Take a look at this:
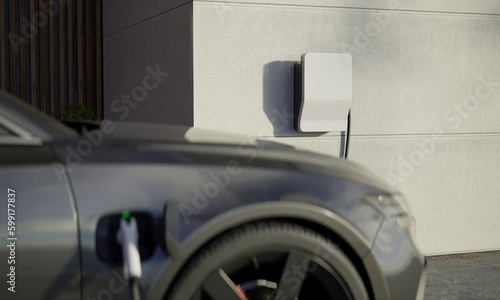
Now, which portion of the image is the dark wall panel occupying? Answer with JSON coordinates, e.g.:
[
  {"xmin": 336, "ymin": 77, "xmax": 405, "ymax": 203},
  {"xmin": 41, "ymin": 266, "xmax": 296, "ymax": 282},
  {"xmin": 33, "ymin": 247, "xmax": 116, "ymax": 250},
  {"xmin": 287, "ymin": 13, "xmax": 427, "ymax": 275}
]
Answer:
[
  {"xmin": 103, "ymin": 4, "xmax": 193, "ymax": 126},
  {"xmin": 103, "ymin": 0, "xmax": 190, "ymax": 36}
]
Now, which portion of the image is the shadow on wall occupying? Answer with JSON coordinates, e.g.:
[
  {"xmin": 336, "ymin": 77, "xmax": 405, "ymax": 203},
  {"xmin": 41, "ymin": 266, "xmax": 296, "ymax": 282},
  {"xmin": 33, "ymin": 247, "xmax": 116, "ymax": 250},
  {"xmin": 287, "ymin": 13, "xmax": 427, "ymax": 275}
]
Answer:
[
  {"xmin": 263, "ymin": 61, "xmax": 324, "ymax": 138},
  {"xmin": 262, "ymin": 61, "xmax": 347, "ymax": 157}
]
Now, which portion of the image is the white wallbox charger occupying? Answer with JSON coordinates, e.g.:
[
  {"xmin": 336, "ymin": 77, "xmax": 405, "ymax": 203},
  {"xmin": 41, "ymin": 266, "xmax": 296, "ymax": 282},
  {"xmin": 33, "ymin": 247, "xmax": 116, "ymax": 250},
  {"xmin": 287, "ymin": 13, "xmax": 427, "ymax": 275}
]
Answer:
[{"xmin": 294, "ymin": 53, "xmax": 352, "ymax": 132}]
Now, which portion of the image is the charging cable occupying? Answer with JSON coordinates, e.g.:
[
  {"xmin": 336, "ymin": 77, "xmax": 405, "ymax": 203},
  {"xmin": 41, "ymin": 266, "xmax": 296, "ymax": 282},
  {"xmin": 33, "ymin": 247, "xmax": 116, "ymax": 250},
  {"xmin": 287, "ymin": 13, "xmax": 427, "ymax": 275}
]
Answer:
[
  {"xmin": 117, "ymin": 211, "xmax": 142, "ymax": 300},
  {"xmin": 343, "ymin": 110, "xmax": 351, "ymax": 159}
]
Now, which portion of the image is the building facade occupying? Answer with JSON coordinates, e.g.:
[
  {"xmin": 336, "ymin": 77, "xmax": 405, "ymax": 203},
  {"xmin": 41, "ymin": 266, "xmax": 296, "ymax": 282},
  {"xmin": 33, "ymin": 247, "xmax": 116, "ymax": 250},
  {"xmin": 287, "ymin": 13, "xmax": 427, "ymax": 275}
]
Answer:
[{"xmin": 103, "ymin": 0, "xmax": 500, "ymax": 255}]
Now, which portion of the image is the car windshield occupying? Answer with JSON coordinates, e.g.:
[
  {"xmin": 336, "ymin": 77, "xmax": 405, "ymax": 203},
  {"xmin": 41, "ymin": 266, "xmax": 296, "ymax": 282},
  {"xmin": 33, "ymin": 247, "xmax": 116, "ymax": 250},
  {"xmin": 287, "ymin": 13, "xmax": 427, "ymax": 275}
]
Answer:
[{"xmin": 0, "ymin": 91, "xmax": 77, "ymax": 140}]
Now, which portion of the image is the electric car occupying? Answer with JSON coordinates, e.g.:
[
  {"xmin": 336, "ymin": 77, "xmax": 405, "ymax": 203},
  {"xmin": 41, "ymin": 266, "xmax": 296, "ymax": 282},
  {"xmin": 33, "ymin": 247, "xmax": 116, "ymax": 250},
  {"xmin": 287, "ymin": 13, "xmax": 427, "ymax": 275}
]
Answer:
[{"xmin": 0, "ymin": 90, "xmax": 426, "ymax": 300}]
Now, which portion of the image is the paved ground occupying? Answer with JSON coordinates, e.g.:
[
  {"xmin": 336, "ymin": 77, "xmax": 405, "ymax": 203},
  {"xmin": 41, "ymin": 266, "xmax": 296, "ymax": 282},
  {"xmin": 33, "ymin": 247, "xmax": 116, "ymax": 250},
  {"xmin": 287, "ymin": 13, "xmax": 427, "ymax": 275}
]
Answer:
[{"xmin": 424, "ymin": 251, "xmax": 500, "ymax": 299}]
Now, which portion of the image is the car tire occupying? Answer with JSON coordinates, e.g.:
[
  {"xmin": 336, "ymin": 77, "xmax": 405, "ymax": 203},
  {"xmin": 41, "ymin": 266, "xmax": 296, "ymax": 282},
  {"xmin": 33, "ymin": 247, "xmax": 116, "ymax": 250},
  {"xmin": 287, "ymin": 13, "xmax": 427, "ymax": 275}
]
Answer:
[{"xmin": 167, "ymin": 221, "xmax": 368, "ymax": 300}]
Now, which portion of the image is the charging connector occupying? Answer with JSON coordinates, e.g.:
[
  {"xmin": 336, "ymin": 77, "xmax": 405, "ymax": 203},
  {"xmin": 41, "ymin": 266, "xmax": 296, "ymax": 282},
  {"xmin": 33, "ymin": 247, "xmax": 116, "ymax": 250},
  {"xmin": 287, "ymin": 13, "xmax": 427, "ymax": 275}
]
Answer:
[{"xmin": 117, "ymin": 211, "xmax": 142, "ymax": 300}]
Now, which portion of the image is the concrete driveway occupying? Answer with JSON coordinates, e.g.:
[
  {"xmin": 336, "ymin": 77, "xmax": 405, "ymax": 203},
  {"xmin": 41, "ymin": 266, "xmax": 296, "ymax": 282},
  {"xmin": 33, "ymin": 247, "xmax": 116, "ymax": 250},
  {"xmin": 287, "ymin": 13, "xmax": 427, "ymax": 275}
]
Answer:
[{"xmin": 424, "ymin": 251, "xmax": 500, "ymax": 299}]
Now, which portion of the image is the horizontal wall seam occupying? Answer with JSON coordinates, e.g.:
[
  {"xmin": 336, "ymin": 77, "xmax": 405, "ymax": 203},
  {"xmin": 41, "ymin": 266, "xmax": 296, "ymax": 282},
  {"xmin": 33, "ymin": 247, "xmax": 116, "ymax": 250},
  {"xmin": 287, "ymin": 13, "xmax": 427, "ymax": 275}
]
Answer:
[
  {"xmin": 103, "ymin": 1, "xmax": 192, "ymax": 38},
  {"xmin": 194, "ymin": 0, "xmax": 500, "ymax": 18},
  {"xmin": 258, "ymin": 132, "xmax": 500, "ymax": 140}
]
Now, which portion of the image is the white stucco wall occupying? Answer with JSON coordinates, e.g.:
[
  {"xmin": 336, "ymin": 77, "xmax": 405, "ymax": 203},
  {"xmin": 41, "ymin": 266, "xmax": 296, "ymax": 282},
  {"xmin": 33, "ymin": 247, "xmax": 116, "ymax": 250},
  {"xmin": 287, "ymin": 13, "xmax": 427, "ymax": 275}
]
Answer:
[{"xmin": 193, "ymin": 0, "xmax": 500, "ymax": 255}]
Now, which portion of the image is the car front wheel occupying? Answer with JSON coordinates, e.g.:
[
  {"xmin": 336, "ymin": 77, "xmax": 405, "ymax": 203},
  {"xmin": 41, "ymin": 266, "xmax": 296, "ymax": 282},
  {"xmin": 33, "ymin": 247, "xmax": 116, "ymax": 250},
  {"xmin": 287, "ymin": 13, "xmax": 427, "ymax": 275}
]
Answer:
[{"xmin": 167, "ymin": 221, "xmax": 368, "ymax": 300}]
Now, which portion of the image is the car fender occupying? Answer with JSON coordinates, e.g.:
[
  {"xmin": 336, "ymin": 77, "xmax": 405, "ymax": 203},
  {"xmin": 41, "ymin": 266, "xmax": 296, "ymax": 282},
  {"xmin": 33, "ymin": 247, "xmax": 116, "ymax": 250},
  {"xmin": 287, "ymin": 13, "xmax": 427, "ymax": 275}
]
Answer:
[{"xmin": 146, "ymin": 201, "xmax": 389, "ymax": 299}]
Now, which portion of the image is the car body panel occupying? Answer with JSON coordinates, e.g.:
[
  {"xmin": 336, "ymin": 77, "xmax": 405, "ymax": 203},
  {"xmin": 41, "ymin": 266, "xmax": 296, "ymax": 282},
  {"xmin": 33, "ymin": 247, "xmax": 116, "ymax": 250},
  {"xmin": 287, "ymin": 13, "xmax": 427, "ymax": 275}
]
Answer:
[
  {"xmin": 0, "ymin": 91, "xmax": 77, "ymax": 141},
  {"xmin": 56, "ymin": 142, "xmax": 385, "ymax": 299},
  {"xmin": 149, "ymin": 201, "xmax": 388, "ymax": 299},
  {"xmin": 0, "ymin": 90, "xmax": 426, "ymax": 299},
  {"xmin": 370, "ymin": 217, "xmax": 426, "ymax": 299},
  {"xmin": 0, "ymin": 146, "xmax": 80, "ymax": 300}
]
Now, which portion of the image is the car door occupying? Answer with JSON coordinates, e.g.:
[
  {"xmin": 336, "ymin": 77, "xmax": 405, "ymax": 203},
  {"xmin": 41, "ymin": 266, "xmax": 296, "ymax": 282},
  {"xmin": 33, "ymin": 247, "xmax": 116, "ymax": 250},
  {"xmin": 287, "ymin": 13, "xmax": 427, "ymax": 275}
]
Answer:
[{"xmin": 0, "ymin": 121, "xmax": 80, "ymax": 299}]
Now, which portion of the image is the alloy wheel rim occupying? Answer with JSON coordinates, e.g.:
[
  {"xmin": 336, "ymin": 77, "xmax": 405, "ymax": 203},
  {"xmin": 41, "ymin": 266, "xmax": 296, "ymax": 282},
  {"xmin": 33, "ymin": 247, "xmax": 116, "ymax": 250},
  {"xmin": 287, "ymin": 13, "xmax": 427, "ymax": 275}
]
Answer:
[{"xmin": 197, "ymin": 250, "xmax": 353, "ymax": 300}]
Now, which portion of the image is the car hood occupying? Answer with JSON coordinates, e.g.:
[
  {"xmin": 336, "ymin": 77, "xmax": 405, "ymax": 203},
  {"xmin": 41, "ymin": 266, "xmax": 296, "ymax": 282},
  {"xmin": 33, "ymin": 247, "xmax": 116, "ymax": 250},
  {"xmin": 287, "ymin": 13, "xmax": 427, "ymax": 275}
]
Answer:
[
  {"xmin": 116, "ymin": 122, "xmax": 290, "ymax": 147},
  {"xmin": 66, "ymin": 120, "xmax": 290, "ymax": 148},
  {"xmin": 55, "ymin": 121, "xmax": 394, "ymax": 193}
]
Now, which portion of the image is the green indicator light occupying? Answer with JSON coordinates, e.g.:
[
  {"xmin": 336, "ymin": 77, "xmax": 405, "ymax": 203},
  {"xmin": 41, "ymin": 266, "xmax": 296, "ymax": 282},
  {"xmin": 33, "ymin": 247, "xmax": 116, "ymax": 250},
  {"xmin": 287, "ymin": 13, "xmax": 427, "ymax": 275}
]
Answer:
[
  {"xmin": 121, "ymin": 210, "xmax": 130, "ymax": 219},
  {"xmin": 322, "ymin": 124, "xmax": 326, "ymax": 128}
]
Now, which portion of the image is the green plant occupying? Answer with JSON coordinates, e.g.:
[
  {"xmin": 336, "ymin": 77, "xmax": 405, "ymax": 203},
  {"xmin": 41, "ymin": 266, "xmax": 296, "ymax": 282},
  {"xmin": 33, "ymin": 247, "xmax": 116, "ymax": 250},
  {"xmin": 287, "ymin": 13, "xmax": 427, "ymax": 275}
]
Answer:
[{"xmin": 59, "ymin": 104, "xmax": 96, "ymax": 121}]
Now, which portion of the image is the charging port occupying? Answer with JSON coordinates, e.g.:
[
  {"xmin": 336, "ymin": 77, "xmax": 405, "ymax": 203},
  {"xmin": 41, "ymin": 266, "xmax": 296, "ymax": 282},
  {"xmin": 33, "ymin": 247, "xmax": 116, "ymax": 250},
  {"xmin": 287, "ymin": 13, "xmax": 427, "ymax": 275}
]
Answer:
[{"xmin": 95, "ymin": 212, "xmax": 156, "ymax": 264}]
